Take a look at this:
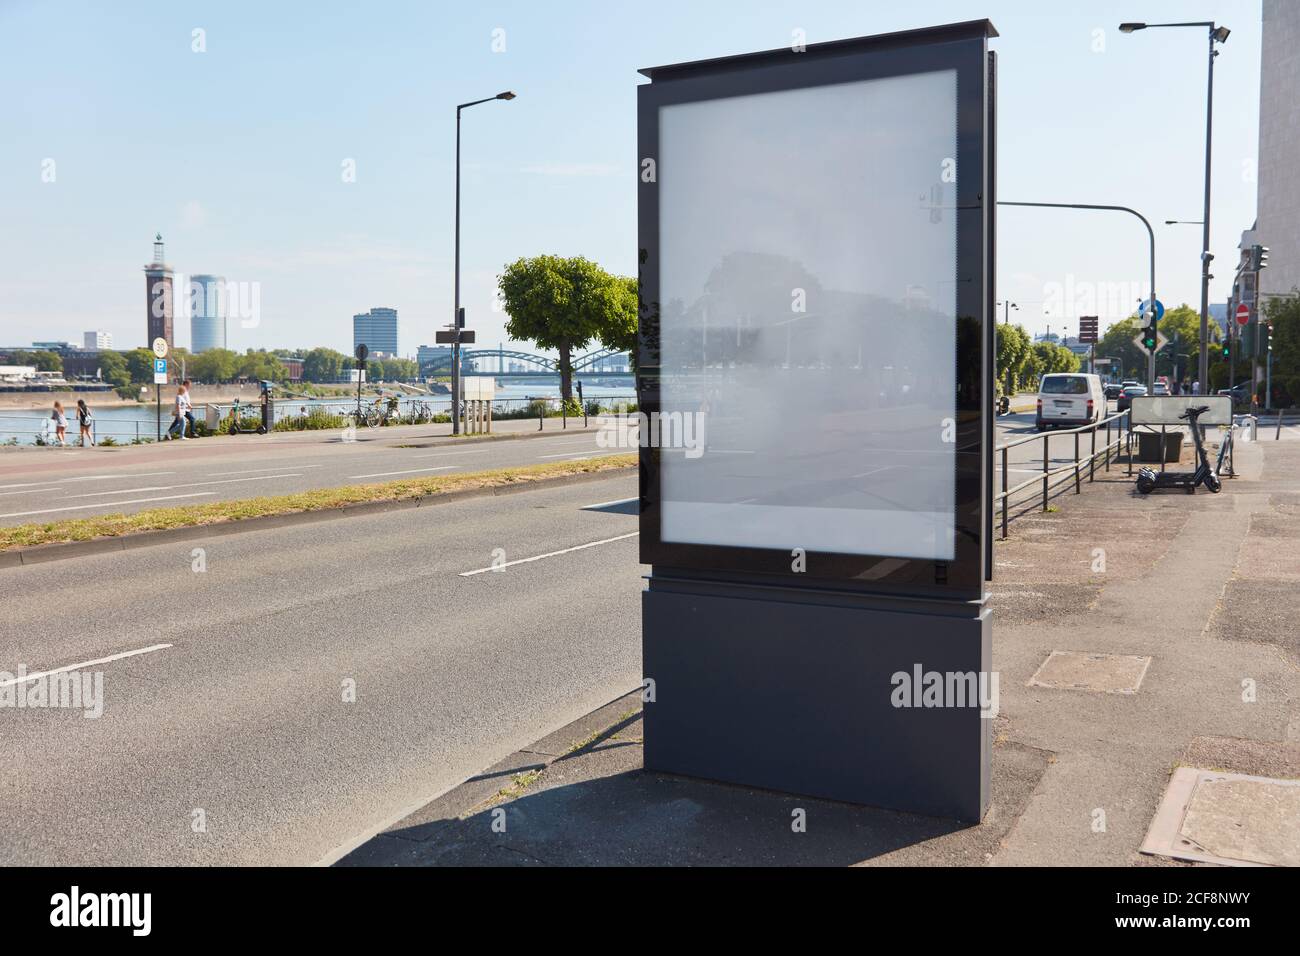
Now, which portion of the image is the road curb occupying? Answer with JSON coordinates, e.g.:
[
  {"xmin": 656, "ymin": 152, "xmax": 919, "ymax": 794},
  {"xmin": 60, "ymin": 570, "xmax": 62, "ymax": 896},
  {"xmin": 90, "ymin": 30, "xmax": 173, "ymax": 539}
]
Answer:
[{"xmin": 0, "ymin": 465, "xmax": 636, "ymax": 569}]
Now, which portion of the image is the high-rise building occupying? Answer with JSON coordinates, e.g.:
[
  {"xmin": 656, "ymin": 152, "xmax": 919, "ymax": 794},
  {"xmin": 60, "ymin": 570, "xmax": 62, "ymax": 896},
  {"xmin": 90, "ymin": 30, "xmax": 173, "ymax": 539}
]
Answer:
[
  {"xmin": 83, "ymin": 330, "xmax": 112, "ymax": 350},
  {"xmin": 1257, "ymin": 0, "xmax": 1300, "ymax": 303},
  {"xmin": 190, "ymin": 274, "xmax": 228, "ymax": 353},
  {"xmin": 353, "ymin": 307, "xmax": 399, "ymax": 356},
  {"xmin": 417, "ymin": 344, "xmax": 452, "ymax": 374},
  {"xmin": 143, "ymin": 233, "xmax": 174, "ymax": 350}
]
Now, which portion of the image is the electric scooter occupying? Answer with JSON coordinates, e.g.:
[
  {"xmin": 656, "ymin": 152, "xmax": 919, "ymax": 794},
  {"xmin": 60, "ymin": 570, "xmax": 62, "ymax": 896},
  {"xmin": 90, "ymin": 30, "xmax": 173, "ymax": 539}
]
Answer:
[
  {"xmin": 227, "ymin": 382, "xmax": 272, "ymax": 435},
  {"xmin": 1135, "ymin": 405, "xmax": 1221, "ymax": 495}
]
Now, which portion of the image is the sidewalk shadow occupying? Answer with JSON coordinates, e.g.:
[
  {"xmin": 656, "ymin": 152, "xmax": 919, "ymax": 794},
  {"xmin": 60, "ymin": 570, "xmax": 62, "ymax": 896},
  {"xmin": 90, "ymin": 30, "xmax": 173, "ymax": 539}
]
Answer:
[{"xmin": 342, "ymin": 714, "xmax": 1048, "ymax": 867}]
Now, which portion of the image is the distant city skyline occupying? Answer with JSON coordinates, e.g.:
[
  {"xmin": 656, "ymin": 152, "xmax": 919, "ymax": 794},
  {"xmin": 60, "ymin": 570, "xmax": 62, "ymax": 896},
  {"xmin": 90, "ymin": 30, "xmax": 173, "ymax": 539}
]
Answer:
[{"xmin": 0, "ymin": 1, "xmax": 1265, "ymax": 352}]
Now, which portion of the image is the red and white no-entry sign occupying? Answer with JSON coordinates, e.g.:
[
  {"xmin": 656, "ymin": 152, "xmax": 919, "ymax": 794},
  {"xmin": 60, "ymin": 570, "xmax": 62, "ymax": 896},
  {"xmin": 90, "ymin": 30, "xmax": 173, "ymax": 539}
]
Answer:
[{"xmin": 1236, "ymin": 302, "xmax": 1251, "ymax": 325}]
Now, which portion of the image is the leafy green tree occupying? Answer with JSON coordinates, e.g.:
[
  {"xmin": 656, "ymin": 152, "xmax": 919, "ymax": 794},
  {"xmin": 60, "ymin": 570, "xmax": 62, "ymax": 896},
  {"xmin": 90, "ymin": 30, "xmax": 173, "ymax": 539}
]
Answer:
[
  {"xmin": 1265, "ymin": 291, "xmax": 1300, "ymax": 407},
  {"xmin": 126, "ymin": 348, "xmax": 156, "ymax": 383},
  {"xmin": 29, "ymin": 350, "xmax": 62, "ymax": 372},
  {"xmin": 237, "ymin": 349, "xmax": 286, "ymax": 382},
  {"xmin": 302, "ymin": 347, "xmax": 348, "ymax": 383},
  {"xmin": 995, "ymin": 323, "xmax": 1032, "ymax": 394},
  {"xmin": 97, "ymin": 350, "xmax": 131, "ymax": 387},
  {"xmin": 190, "ymin": 348, "xmax": 239, "ymax": 383},
  {"xmin": 595, "ymin": 274, "xmax": 639, "ymax": 367},
  {"xmin": 1096, "ymin": 316, "xmax": 1146, "ymax": 380},
  {"xmin": 498, "ymin": 255, "xmax": 631, "ymax": 401}
]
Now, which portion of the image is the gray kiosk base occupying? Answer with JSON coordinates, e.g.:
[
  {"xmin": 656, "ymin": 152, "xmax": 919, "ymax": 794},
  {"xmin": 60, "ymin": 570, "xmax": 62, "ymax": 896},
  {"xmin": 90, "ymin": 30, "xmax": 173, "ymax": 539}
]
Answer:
[{"xmin": 643, "ymin": 577, "xmax": 992, "ymax": 822}]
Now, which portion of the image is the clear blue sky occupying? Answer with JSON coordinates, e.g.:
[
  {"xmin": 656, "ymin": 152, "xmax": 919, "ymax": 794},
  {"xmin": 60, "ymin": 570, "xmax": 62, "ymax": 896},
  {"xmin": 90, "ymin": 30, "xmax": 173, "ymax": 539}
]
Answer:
[{"xmin": 0, "ymin": 0, "xmax": 1262, "ymax": 355}]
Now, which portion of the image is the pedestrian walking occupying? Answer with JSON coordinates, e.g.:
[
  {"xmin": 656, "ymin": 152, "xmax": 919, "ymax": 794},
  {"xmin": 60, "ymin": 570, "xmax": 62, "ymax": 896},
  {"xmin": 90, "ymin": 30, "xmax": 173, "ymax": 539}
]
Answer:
[
  {"xmin": 181, "ymin": 379, "xmax": 197, "ymax": 437},
  {"xmin": 51, "ymin": 401, "xmax": 68, "ymax": 446},
  {"xmin": 1192, "ymin": 379, "xmax": 1201, "ymax": 396},
  {"xmin": 76, "ymin": 399, "xmax": 94, "ymax": 446},
  {"xmin": 166, "ymin": 385, "xmax": 187, "ymax": 440}
]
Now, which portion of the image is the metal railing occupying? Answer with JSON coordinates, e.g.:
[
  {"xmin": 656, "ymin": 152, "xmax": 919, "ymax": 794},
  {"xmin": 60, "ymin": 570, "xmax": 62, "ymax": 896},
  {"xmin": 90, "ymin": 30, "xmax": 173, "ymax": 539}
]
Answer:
[{"xmin": 995, "ymin": 409, "xmax": 1131, "ymax": 539}]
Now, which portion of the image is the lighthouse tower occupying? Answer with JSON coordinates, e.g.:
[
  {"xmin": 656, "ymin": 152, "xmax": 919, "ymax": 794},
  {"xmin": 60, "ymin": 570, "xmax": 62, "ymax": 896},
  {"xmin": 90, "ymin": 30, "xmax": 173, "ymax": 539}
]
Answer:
[{"xmin": 143, "ymin": 233, "xmax": 174, "ymax": 351}]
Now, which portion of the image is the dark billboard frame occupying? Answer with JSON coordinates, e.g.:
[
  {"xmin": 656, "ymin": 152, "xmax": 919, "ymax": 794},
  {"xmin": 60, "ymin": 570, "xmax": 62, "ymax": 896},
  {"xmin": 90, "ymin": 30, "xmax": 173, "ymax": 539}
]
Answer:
[{"xmin": 636, "ymin": 20, "xmax": 996, "ymax": 604}]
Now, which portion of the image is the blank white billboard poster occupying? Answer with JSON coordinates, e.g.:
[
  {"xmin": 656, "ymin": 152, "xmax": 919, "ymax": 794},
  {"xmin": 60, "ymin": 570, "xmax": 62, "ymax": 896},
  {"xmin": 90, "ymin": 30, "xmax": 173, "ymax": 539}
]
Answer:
[{"xmin": 657, "ymin": 69, "xmax": 959, "ymax": 560}]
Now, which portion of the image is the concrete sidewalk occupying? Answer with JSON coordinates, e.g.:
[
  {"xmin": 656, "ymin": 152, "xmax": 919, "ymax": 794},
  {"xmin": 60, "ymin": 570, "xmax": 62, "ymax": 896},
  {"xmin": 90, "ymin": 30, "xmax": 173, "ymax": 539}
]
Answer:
[{"xmin": 339, "ymin": 436, "xmax": 1299, "ymax": 867}]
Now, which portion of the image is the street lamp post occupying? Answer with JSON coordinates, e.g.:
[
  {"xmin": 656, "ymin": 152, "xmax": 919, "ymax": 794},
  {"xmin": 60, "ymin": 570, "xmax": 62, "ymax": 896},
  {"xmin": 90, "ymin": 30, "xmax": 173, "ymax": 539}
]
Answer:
[
  {"xmin": 1119, "ymin": 20, "xmax": 1230, "ymax": 397},
  {"xmin": 999, "ymin": 200, "xmax": 1158, "ymax": 388},
  {"xmin": 454, "ymin": 90, "xmax": 515, "ymax": 435}
]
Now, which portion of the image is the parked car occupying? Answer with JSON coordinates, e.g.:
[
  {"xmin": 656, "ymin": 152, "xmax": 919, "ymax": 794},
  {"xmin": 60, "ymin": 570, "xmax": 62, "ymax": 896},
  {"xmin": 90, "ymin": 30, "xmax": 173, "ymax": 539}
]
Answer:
[
  {"xmin": 1036, "ymin": 372, "xmax": 1105, "ymax": 430},
  {"xmin": 1152, "ymin": 381, "xmax": 1170, "ymax": 396},
  {"xmin": 1217, "ymin": 383, "xmax": 1252, "ymax": 404},
  {"xmin": 1117, "ymin": 384, "xmax": 1147, "ymax": 413},
  {"xmin": 1103, "ymin": 382, "xmax": 1124, "ymax": 400}
]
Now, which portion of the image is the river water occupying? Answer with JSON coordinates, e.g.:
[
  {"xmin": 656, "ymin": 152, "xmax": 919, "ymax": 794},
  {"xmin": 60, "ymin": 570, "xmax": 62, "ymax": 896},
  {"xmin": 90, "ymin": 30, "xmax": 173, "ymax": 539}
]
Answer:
[{"xmin": 0, "ymin": 383, "xmax": 636, "ymax": 445}]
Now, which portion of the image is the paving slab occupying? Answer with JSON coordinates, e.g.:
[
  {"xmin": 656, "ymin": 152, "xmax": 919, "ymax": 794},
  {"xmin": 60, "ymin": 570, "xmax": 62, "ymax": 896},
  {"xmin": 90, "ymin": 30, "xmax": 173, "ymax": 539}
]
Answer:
[
  {"xmin": 1027, "ymin": 651, "xmax": 1152, "ymax": 694},
  {"xmin": 1141, "ymin": 767, "xmax": 1300, "ymax": 867}
]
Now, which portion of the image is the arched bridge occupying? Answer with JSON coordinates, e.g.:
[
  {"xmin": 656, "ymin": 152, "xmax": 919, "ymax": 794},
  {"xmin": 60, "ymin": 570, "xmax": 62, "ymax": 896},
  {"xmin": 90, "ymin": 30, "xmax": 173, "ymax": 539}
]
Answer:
[{"xmin": 421, "ymin": 346, "xmax": 632, "ymax": 378}]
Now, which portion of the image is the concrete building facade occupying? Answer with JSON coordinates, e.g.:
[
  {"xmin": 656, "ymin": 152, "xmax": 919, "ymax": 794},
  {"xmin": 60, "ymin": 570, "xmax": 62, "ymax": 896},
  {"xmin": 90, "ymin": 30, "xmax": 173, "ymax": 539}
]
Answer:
[{"xmin": 1256, "ymin": 0, "xmax": 1300, "ymax": 303}]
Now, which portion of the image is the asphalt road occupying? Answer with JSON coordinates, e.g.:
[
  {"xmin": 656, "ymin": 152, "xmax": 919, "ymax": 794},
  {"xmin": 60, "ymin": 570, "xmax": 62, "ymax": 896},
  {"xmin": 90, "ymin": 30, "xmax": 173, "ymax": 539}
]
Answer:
[
  {"xmin": 0, "ymin": 418, "xmax": 622, "ymax": 526},
  {"xmin": 0, "ymin": 408, "xmax": 1111, "ymax": 528},
  {"xmin": 0, "ymin": 473, "xmax": 643, "ymax": 865}
]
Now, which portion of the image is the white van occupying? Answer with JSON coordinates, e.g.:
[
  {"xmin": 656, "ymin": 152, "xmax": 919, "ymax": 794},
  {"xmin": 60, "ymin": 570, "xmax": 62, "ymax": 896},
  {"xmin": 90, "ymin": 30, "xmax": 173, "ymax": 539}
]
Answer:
[{"xmin": 1036, "ymin": 372, "xmax": 1104, "ymax": 430}]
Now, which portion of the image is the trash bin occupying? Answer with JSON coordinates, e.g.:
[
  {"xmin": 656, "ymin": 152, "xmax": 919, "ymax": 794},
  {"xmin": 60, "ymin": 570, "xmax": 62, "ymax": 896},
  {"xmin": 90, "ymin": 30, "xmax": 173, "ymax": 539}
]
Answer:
[{"xmin": 1137, "ymin": 430, "xmax": 1183, "ymax": 463}]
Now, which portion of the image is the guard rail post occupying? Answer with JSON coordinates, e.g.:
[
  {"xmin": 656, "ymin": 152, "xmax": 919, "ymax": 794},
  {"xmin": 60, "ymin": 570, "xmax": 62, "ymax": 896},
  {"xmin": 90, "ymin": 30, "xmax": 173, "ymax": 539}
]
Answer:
[
  {"xmin": 1074, "ymin": 431, "xmax": 1081, "ymax": 494},
  {"xmin": 1042, "ymin": 435, "xmax": 1049, "ymax": 512},
  {"xmin": 1000, "ymin": 445, "xmax": 1009, "ymax": 540}
]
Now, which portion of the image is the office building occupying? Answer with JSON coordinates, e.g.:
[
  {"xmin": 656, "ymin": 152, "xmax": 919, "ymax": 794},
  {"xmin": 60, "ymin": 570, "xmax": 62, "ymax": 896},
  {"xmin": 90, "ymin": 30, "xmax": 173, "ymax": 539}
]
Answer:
[
  {"xmin": 83, "ymin": 330, "xmax": 112, "ymax": 350},
  {"xmin": 353, "ymin": 307, "xmax": 399, "ymax": 357},
  {"xmin": 1256, "ymin": 0, "xmax": 1300, "ymax": 303},
  {"xmin": 190, "ymin": 274, "xmax": 228, "ymax": 353}
]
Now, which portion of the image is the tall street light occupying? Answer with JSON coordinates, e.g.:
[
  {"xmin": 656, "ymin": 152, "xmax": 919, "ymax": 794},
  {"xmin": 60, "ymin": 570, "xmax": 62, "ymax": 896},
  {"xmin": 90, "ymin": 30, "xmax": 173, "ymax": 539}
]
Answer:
[
  {"xmin": 999, "ymin": 200, "xmax": 1158, "ymax": 388},
  {"xmin": 1119, "ymin": 20, "xmax": 1230, "ymax": 393},
  {"xmin": 453, "ymin": 90, "xmax": 515, "ymax": 435}
]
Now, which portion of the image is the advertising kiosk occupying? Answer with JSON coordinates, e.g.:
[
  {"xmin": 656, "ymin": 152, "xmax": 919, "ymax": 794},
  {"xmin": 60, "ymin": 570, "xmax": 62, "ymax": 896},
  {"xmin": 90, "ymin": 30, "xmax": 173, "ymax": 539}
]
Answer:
[{"xmin": 637, "ymin": 20, "xmax": 997, "ymax": 821}]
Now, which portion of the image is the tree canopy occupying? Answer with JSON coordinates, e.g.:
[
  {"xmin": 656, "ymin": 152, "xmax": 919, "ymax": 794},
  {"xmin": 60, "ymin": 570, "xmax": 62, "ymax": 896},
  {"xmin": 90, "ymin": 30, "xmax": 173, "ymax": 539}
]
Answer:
[{"xmin": 498, "ymin": 254, "xmax": 636, "ymax": 400}]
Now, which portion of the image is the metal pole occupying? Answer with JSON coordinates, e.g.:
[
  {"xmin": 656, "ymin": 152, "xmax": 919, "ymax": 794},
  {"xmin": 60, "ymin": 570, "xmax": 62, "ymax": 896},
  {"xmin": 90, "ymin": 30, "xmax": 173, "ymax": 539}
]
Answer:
[
  {"xmin": 1001, "ymin": 445, "xmax": 1008, "ymax": 539},
  {"xmin": 1042, "ymin": 436, "xmax": 1049, "ymax": 512},
  {"xmin": 999, "ymin": 201, "xmax": 1156, "ymax": 389},
  {"xmin": 452, "ymin": 106, "xmax": 462, "ymax": 437},
  {"xmin": 1197, "ymin": 28, "xmax": 1216, "ymax": 392},
  {"xmin": 1074, "ymin": 432, "xmax": 1081, "ymax": 493}
]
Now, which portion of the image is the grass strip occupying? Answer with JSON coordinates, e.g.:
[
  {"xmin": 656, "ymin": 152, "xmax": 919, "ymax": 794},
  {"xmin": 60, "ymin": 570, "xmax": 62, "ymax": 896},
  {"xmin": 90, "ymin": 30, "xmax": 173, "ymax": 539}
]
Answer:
[{"xmin": 0, "ymin": 453, "xmax": 636, "ymax": 552}]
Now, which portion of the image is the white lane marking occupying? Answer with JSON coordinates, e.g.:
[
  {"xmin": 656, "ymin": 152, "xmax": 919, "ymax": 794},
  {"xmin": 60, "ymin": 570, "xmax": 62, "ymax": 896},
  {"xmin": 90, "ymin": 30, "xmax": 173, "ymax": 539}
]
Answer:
[
  {"xmin": 460, "ymin": 532, "xmax": 640, "ymax": 576},
  {"xmin": 0, "ymin": 486, "xmax": 62, "ymax": 497},
  {"xmin": 411, "ymin": 449, "xmax": 489, "ymax": 459},
  {"xmin": 208, "ymin": 465, "xmax": 323, "ymax": 476},
  {"xmin": 0, "ymin": 492, "xmax": 213, "ymax": 519},
  {"xmin": 0, "ymin": 643, "xmax": 174, "ymax": 688},
  {"xmin": 852, "ymin": 466, "xmax": 895, "ymax": 479},
  {"xmin": 708, "ymin": 449, "xmax": 755, "ymax": 455},
  {"xmin": 537, "ymin": 453, "xmax": 592, "ymax": 460},
  {"xmin": 0, "ymin": 481, "xmax": 65, "ymax": 490},
  {"xmin": 64, "ymin": 473, "xmax": 304, "ymax": 498},
  {"xmin": 582, "ymin": 497, "xmax": 638, "ymax": 511},
  {"xmin": 56, "ymin": 472, "xmax": 176, "ymax": 482},
  {"xmin": 350, "ymin": 466, "xmax": 457, "ymax": 479},
  {"xmin": 537, "ymin": 438, "xmax": 598, "ymax": 447}
]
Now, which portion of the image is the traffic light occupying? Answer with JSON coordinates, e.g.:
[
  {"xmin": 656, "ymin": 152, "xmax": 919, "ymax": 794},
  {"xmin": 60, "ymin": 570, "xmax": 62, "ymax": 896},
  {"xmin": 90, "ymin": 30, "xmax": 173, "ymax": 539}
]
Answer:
[
  {"xmin": 1222, "ymin": 340, "xmax": 1230, "ymax": 359},
  {"xmin": 1252, "ymin": 244, "xmax": 1270, "ymax": 272},
  {"xmin": 1142, "ymin": 324, "xmax": 1158, "ymax": 351},
  {"xmin": 1268, "ymin": 324, "xmax": 1274, "ymax": 352}
]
